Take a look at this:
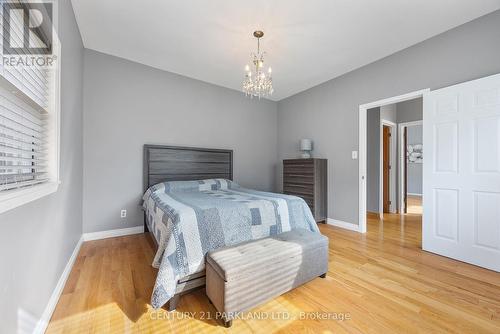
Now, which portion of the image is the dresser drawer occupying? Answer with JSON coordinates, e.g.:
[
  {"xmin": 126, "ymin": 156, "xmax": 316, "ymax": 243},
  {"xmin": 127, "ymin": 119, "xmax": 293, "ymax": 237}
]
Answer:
[
  {"xmin": 283, "ymin": 184, "xmax": 313, "ymax": 196},
  {"xmin": 283, "ymin": 158, "xmax": 327, "ymax": 222},
  {"xmin": 283, "ymin": 165, "xmax": 314, "ymax": 175},
  {"xmin": 282, "ymin": 175, "xmax": 314, "ymax": 185},
  {"xmin": 283, "ymin": 159, "xmax": 314, "ymax": 165}
]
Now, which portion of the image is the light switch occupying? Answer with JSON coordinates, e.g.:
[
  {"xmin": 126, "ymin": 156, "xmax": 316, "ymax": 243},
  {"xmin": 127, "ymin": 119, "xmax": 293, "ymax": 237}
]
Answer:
[{"xmin": 352, "ymin": 151, "xmax": 358, "ymax": 160}]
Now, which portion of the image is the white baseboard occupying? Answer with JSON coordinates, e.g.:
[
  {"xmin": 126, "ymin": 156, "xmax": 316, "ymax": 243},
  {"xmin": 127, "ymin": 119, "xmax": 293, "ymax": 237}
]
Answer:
[
  {"xmin": 83, "ymin": 225, "xmax": 144, "ymax": 241},
  {"xmin": 33, "ymin": 226, "xmax": 145, "ymax": 333},
  {"xmin": 34, "ymin": 236, "xmax": 83, "ymax": 334},
  {"xmin": 326, "ymin": 218, "xmax": 361, "ymax": 232}
]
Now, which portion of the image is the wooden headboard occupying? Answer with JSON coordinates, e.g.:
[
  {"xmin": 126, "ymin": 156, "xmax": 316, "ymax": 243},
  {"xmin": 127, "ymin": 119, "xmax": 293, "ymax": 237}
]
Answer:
[
  {"xmin": 143, "ymin": 144, "xmax": 233, "ymax": 232},
  {"xmin": 143, "ymin": 144, "xmax": 233, "ymax": 192}
]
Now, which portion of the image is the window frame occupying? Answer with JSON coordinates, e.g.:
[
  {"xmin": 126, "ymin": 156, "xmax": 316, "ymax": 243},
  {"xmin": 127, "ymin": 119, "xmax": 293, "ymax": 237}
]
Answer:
[{"xmin": 0, "ymin": 7, "xmax": 61, "ymax": 214}]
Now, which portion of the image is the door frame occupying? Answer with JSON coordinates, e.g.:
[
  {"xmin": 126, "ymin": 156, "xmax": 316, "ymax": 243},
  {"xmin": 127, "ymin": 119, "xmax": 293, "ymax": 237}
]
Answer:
[
  {"xmin": 380, "ymin": 120, "xmax": 397, "ymax": 216},
  {"xmin": 359, "ymin": 88, "xmax": 429, "ymax": 233},
  {"xmin": 397, "ymin": 120, "xmax": 423, "ymax": 213}
]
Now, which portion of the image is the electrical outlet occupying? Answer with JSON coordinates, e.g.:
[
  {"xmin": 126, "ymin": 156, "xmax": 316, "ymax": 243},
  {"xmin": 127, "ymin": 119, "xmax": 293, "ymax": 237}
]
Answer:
[{"xmin": 120, "ymin": 210, "xmax": 127, "ymax": 218}]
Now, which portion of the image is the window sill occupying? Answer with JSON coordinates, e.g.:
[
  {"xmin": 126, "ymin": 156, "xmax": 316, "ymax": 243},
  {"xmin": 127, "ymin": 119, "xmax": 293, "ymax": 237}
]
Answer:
[{"xmin": 0, "ymin": 181, "xmax": 60, "ymax": 214}]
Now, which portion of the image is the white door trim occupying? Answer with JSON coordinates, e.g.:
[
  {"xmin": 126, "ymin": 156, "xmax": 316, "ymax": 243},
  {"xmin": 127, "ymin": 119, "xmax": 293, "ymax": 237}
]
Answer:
[
  {"xmin": 397, "ymin": 120, "xmax": 423, "ymax": 213},
  {"xmin": 380, "ymin": 120, "xmax": 397, "ymax": 216},
  {"xmin": 359, "ymin": 88, "xmax": 430, "ymax": 233}
]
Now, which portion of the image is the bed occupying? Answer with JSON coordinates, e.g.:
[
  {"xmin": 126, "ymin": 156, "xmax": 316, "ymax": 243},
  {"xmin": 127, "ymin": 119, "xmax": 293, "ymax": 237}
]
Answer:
[{"xmin": 142, "ymin": 145, "xmax": 319, "ymax": 310}]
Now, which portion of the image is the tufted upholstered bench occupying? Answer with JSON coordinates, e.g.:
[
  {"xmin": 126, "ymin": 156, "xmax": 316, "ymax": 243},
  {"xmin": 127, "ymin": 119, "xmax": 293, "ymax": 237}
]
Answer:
[{"xmin": 206, "ymin": 229, "xmax": 329, "ymax": 327}]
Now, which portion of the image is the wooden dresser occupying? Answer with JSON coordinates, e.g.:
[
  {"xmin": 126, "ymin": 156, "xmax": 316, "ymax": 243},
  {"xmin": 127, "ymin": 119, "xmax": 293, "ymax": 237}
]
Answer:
[{"xmin": 283, "ymin": 159, "xmax": 327, "ymax": 222}]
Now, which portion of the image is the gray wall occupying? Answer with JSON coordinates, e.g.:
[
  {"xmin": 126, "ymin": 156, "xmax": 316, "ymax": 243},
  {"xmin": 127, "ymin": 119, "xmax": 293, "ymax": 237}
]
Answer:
[
  {"xmin": 380, "ymin": 104, "xmax": 397, "ymax": 123},
  {"xmin": 366, "ymin": 107, "xmax": 380, "ymax": 212},
  {"xmin": 277, "ymin": 10, "xmax": 500, "ymax": 225},
  {"xmin": 397, "ymin": 98, "xmax": 423, "ymax": 123},
  {"xmin": 0, "ymin": 1, "xmax": 84, "ymax": 332},
  {"xmin": 82, "ymin": 50, "xmax": 278, "ymax": 233},
  {"xmin": 407, "ymin": 125, "xmax": 423, "ymax": 195}
]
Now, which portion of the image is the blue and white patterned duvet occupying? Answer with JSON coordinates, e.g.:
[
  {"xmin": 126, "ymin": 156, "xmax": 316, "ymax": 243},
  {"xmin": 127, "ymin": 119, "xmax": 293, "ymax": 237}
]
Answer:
[{"xmin": 142, "ymin": 179, "xmax": 319, "ymax": 309}]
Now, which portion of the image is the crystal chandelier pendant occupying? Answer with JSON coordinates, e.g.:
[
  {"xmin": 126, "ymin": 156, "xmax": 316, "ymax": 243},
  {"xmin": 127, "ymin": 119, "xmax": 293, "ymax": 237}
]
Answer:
[{"xmin": 242, "ymin": 31, "xmax": 274, "ymax": 99}]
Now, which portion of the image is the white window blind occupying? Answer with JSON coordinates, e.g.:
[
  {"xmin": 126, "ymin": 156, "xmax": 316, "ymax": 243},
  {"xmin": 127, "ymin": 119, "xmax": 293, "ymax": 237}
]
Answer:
[
  {"xmin": 0, "ymin": 4, "xmax": 50, "ymax": 109},
  {"xmin": 0, "ymin": 86, "xmax": 49, "ymax": 191},
  {"xmin": 0, "ymin": 2, "xmax": 56, "ymax": 195}
]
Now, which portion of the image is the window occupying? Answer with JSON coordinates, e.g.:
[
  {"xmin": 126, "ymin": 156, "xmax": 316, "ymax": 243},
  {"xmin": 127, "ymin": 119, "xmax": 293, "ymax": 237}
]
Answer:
[{"xmin": 0, "ymin": 1, "xmax": 60, "ymax": 213}]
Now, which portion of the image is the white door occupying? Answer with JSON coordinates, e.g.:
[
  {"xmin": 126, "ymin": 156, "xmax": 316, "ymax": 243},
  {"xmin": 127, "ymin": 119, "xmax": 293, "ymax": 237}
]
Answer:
[{"xmin": 423, "ymin": 73, "xmax": 500, "ymax": 272}]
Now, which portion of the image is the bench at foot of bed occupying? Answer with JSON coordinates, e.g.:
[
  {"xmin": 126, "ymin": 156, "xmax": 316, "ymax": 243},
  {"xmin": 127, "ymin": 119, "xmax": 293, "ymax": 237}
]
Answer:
[{"xmin": 206, "ymin": 229, "xmax": 329, "ymax": 327}]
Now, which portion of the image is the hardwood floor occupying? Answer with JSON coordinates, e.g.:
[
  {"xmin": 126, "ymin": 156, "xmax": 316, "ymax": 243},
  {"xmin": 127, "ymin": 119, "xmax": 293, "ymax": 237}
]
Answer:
[
  {"xmin": 47, "ymin": 214, "xmax": 500, "ymax": 333},
  {"xmin": 407, "ymin": 195, "xmax": 422, "ymax": 214}
]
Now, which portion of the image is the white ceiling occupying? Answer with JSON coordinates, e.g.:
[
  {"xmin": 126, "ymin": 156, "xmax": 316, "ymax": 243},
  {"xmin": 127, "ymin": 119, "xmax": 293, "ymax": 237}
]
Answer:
[{"xmin": 71, "ymin": 0, "xmax": 500, "ymax": 101}]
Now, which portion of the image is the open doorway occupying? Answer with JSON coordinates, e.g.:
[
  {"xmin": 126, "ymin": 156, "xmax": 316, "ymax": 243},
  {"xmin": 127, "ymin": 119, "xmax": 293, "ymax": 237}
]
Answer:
[
  {"xmin": 380, "ymin": 120, "xmax": 397, "ymax": 215},
  {"xmin": 359, "ymin": 89, "xmax": 428, "ymax": 234},
  {"xmin": 382, "ymin": 125, "xmax": 391, "ymax": 213},
  {"xmin": 398, "ymin": 120, "xmax": 423, "ymax": 214}
]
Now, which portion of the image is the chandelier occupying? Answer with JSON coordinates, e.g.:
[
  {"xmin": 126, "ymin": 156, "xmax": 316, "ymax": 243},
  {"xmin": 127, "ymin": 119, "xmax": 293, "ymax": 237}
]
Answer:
[{"xmin": 242, "ymin": 30, "xmax": 273, "ymax": 98}]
